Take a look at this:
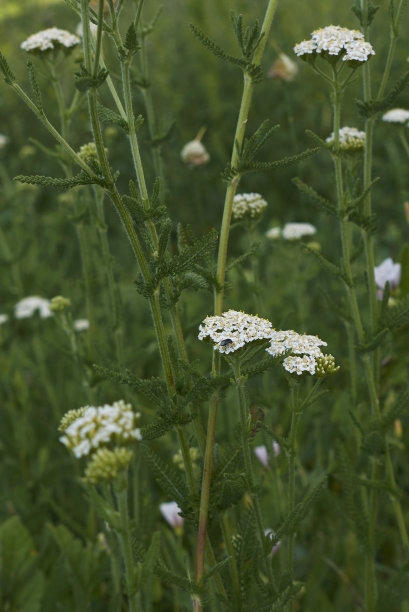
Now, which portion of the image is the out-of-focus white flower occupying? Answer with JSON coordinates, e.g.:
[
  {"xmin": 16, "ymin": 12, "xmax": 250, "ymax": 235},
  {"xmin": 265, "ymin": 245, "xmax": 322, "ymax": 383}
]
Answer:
[
  {"xmin": 265, "ymin": 529, "xmax": 281, "ymax": 557},
  {"xmin": 0, "ymin": 314, "xmax": 9, "ymax": 325},
  {"xmin": 232, "ymin": 193, "xmax": 268, "ymax": 221},
  {"xmin": 181, "ymin": 127, "xmax": 209, "ymax": 167},
  {"xmin": 160, "ymin": 501, "xmax": 184, "ymax": 531},
  {"xmin": 382, "ymin": 109, "xmax": 409, "ymax": 124},
  {"xmin": 254, "ymin": 445, "xmax": 268, "ymax": 468},
  {"xmin": 294, "ymin": 26, "xmax": 374, "ymax": 63},
  {"xmin": 198, "ymin": 310, "xmax": 274, "ymax": 355},
  {"xmin": 268, "ymin": 53, "xmax": 298, "ymax": 81},
  {"xmin": 0, "ymin": 134, "xmax": 9, "ymax": 149},
  {"xmin": 74, "ymin": 318, "xmax": 90, "ymax": 332},
  {"xmin": 21, "ymin": 28, "xmax": 81, "ymax": 53},
  {"xmin": 282, "ymin": 222, "xmax": 316, "ymax": 240},
  {"xmin": 59, "ymin": 400, "xmax": 142, "ymax": 458},
  {"xmin": 374, "ymin": 258, "xmax": 401, "ymax": 290},
  {"xmin": 76, "ymin": 21, "xmax": 98, "ymax": 38},
  {"xmin": 15, "ymin": 296, "xmax": 53, "ymax": 319},
  {"xmin": 273, "ymin": 441, "xmax": 280, "ymax": 457},
  {"xmin": 265, "ymin": 226, "xmax": 281, "ymax": 240},
  {"xmin": 326, "ymin": 126, "xmax": 366, "ymax": 151}
]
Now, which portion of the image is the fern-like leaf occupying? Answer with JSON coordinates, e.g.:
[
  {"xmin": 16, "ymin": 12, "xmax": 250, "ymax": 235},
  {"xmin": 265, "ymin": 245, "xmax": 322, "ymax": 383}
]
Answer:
[
  {"xmin": 27, "ymin": 60, "xmax": 43, "ymax": 113},
  {"xmin": 14, "ymin": 171, "xmax": 103, "ymax": 189},
  {"xmin": 0, "ymin": 49, "xmax": 16, "ymax": 84},
  {"xmin": 356, "ymin": 71, "xmax": 409, "ymax": 118},
  {"xmin": 292, "ymin": 177, "xmax": 337, "ymax": 217},
  {"xmin": 142, "ymin": 446, "xmax": 189, "ymax": 509}
]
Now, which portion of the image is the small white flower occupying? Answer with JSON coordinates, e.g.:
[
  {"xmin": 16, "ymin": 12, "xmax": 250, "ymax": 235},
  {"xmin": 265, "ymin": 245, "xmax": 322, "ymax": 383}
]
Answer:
[
  {"xmin": 265, "ymin": 226, "xmax": 281, "ymax": 240},
  {"xmin": 181, "ymin": 139, "xmax": 209, "ymax": 167},
  {"xmin": 374, "ymin": 257, "xmax": 401, "ymax": 290},
  {"xmin": 273, "ymin": 441, "xmax": 280, "ymax": 457},
  {"xmin": 0, "ymin": 314, "xmax": 9, "ymax": 325},
  {"xmin": 21, "ymin": 28, "xmax": 81, "ymax": 53},
  {"xmin": 254, "ymin": 445, "xmax": 269, "ymax": 468},
  {"xmin": 74, "ymin": 318, "xmax": 90, "ymax": 332},
  {"xmin": 0, "ymin": 134, "xmax": 9, "ymax": 149},
  {"xmin": 294, "ymin": 39, "xmax": 316, "ymax": 57},
  {"xmin": 232, "ymin": 193, "xmax": 268, "ymax": 221},
  {"xmin": 267, "ymin": 329, "xmax": 338, "ymax": 377},
  {"xmin": 382, "ymin": 109, "xmax": 409, "ymax": 124},
  {"xmin": 15, "ymin": 296, "xmax": 53, "ymax": 319},
  {"xmin": 160, "ymin": 502, "xmax": 184, "ymax": 530},
  {"xmin": 326, "ymin": 126, "xmax": 366, "ymax": 151},
  {"xmin": 282, "ymin": 222, "xmax": 316, "ymax": 240}
]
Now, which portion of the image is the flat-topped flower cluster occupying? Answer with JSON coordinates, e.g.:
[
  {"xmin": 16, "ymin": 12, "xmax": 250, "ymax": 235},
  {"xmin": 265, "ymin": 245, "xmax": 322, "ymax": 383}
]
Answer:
[
  {"xmin": 21, "ymin": 28, "xmax": 81, "ymax": 53},
  {"xmin": 294, "ymin": 25, "xmax": 375, "ymax": 64},
  {"xmin": 198, "ymin": 310, "xmax": 273, "ymax": 355},
  {"xmin": 382, "ymin": 109, "xmax": 409, "ymax": 125},
  {"xmin": 326, "ymin": 126, "xmax": 366, "ymax": 151},
  {"xmin": 232, "ymin": 193, "xmax": 268, "ymax": 221},
  {"xmin": 60, "ymin": 400, "xmax": 142, "ymax": 458},
  {"xmin": 198, "ymin": 310, "xmax": 339, "ymax": 376}
]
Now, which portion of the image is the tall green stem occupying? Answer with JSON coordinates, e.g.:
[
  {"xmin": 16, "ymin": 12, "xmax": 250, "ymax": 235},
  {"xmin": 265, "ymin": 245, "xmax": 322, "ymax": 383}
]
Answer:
[
  {"xmin": 287, "ymin": 395, "xmax": 301, "ymax": 587},
  {"xmin": 214, "ymin": 0, "xmax": 279, "ymax": 315},
  {"xmin": 115, "ymin": 476, "xmax": 138, "ymax": 612}
]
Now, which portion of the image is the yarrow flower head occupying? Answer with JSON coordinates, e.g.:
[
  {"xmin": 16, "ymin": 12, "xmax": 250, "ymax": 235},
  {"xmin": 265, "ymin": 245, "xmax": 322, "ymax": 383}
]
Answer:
[
  {"xmin": 265, "ymin": 226, "xmax": 281, "ymax": 240},
  {"xmin": 232, "ymin": 193, "xmax": 268, "ymax": 221},
  {"xmin": 198, "ymin": 310, "xmax": 274, "ymax": 354},
  {"xmin": 294, "ymin": 26, "xmax": 374, "ymax": 65},
  {"xmin": 282, "ymin": 222, "xmax": 316, "ymax": 240},
  {"xmin": 21, "ymin": 28, "xmax": 81, "ymax": 54},
  {"xmin": 374, "ymin": 257, "xmax": 401, "ymax": 290},
  {"xmin": 326, "ymin": 126, "xmax": 366, "ymax": 151},
  {"xmin": 74, "ymin": 318, "xmax": 90, "ymax": 332},
  {"xmin": 266, "ymin": 329, "xmax": 339, "ymax": 376},
  {"xmin": 381, "ymin": 109, "xmax": 409, "ymax": 124},
  {"xmin": 268, "ymin": 53, "xmax": 298, "ymax": 82},
  {"xmin": 15, "ymin": 296, "xmax": 53, "ymax": 319},
  {"xmin": 59, "ymin": 400, "xmax": 142, "ymax": 459}
]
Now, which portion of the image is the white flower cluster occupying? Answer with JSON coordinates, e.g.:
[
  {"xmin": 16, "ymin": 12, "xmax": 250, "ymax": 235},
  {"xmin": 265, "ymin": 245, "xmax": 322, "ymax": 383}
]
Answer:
[
  {"xmin": 265, "ymin": 223, "xmax": 317, "ymax": 241},
  {"xmin": 282, "ymin": 222, "xmax": 316, "ymax": 240},
  {"xmin": 198, "ymin": 310, "xmax": 273, "ymax": 354},
  {"xmin": 60, "ymin": 400, "xmax": 142, "ymax": 458},
  {"xmin": 266, "ymin": 329, "xmax": 335, "ymax": 376},
  {"xmin": 21, "ymin": 28, "xmax": 81, "ymax": 53},
  {"xmin": 326, "ymin": 126, "xmax": 366, "ymax": 150},
  {"xmin": 374, "ymin": 257, "xmax": 401, "ymax": 290},
  {"xmin": 382, "ymin": 109, "xmax": 409, "ymax": 124},
  {"xmin": 294, "ymin": 26, "xmax": 375, "ymax": 63},
  {"xmin": 74, "ymin": 318, "xmax": 90, "ymax": 332},
  {"xmin": 15, "ymin": 296, "xmax": 52, "ymax": 319},
  {"xmin": 232, "ymin": 193, "xmax": 268, "ymax": 221}
]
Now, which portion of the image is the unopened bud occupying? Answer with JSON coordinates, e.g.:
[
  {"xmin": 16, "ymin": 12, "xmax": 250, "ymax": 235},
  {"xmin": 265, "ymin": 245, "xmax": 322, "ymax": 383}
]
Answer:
[{"xmin": 181, "ymin": 127, "xmax": 209, "ymax": 167}]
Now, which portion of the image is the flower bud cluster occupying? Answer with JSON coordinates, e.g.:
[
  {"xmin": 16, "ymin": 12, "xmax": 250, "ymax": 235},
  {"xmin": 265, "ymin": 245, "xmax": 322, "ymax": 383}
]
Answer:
[
  {"xmin": 294, "ymin": 26, "xmax": 374, "ymax": 65},
  {"xmin": 84, "ymin": 447, "xmax": 134, "ymax": 484},
  {"xmin": 60, "ymin": 399, "xmax": 141, "ymax": 461},
  {"xmin": 232, "ymin": 193, "xmax": 268, "ymax": 221},
  {"xmin": 21, "ymin": 28, "xmax": 81, "ymax": 53},
  {"xmin": 326, "ymin": 126, "xmax": 366, "ymax": 151},
  {"xmin": 198, "ymin": 310, "xmax": 274, "ymax": 354}
]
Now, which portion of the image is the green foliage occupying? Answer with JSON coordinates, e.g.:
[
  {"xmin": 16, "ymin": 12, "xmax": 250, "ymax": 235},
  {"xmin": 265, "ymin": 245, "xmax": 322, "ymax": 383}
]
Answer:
[
  {"xmin": 14, "ymin": 171, "xmax": 105, "ymax": 189},
  {"xmin": 74, "ymin": 65, "xmax": 109, "ymax": 92},
  {"xmin": 189, "ymin": 24, "xmax": 263, "ymax": 81},
  {"xmin": 0, "ymin": 48, "xmax": 15, "ymax": 84},
  {"xmin": 26, "ymin": 60, "xmax": 42, "ymax": 113},
  {"xmin": 356, "ymin": 71, "xmax": 409, "ymax": 118},
  {"xmin": 97, "ymin": 102, "xmax": 130, "ymax": 132},
  {"xmin": 0, "ymin": 516, "xmax": 45, "ymax": 612},
  {"xmin": 142, "ymin": 445, "xmax": 190, "ymax": 510}
]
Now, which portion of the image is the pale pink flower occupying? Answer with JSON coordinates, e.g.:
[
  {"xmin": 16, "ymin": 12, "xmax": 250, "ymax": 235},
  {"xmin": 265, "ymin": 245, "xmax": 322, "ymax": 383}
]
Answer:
[{"xmin": 159, "ymin": 502, "xmax": 184, "ymax": 530}]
